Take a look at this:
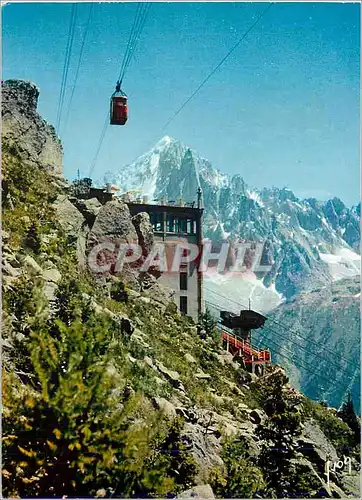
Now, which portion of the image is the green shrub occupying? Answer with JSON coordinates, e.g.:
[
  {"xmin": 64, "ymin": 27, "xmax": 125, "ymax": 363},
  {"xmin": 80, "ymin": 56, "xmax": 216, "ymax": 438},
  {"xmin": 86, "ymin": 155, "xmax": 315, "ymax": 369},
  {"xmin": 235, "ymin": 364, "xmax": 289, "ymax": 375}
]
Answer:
[
  {"xmin": 302, "ymin": 398, "xmax": 355, "ymax": 453},
  {"xmin": 209, "ymin": 438, "xmax": 266, "ymax": 498}
]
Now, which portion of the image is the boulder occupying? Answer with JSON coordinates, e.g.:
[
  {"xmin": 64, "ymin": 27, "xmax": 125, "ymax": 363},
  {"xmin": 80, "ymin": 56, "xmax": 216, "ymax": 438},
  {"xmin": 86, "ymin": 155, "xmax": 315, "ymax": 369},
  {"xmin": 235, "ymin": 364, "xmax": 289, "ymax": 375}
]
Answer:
[
  {"xmin": 338, "ymin": 468, "xmax": 361, "ymax": 498},
  {"xmin": 132, "ymin": 212, "xmax": 154, "ymax": 255},
  {"xmin": 177, "ymin": 484, "xmax": 215, "ymax": 499},
  {"xmin": 73, "ymin": 197, "xmax": 102, "ymax": 226},
  {"xmin": 182, "ymin": 422, "xmax": 224, "ymax": 481},
  {"xmin": 298, "ymin": 420, "xmax": 339, "ymax": 470},
  {"xmin": 144, "ymin": 356, "xmax": 156, "ymax": 369},
  {"xmin": 152, "ymin": 397, "xmax": 177, "ymax": 417},
  {"xmin": 155, "ymin": 360, "xmax": 185, "ymax": 392},
  {"xmin": 185, "ymin": 353, "xmax": 197, "ymax": 364},
  {"xmin": 195, "ymin": 370, "xmax": 211, "ymax": 380},
  {"xmin": 95, "ymin": 488, "xmax": 107, "ymax": 498},
  {"xmin": 42, "ymin": 268, "xmax": 62, "ymax": 283},
  {"xmin": 175, "ymin": 407, "xmax": 198, "ymax": 424},
  {"xmin": 142, "ymin": 279, "xmax": 175, "ymax": 307},
  {"xmin": 53, "ymin": 195, "xmax": 85, "ymax": 241},
  {"xmin": 23, "ymin": 255, "xmax": 43, "ymax": 275},
  {"xmin": 289, "ymin": 457, "xmax": 331, "ymax": 497},
  {"xmin": 130, "ymin": 330, "xmax": 151, "ymax": 350},
  {"xmin": 3, "ymin": 261, "xmax": 22, "ymax": 278},
  {"xmin": 88, "ymin": 199, "xmax": 138, "ymax": 247},
  {"xmin": 216, "ymin": 352, "xmax": 234, "ymax": 366}
]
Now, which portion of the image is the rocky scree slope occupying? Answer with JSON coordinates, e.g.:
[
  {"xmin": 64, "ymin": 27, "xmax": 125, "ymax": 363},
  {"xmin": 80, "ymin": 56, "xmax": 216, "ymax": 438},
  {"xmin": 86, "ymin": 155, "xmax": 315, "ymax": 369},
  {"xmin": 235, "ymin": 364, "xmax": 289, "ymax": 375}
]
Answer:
[{"xmin": 2, "ymin": 80, "xmax": 360, "ymax": 499}]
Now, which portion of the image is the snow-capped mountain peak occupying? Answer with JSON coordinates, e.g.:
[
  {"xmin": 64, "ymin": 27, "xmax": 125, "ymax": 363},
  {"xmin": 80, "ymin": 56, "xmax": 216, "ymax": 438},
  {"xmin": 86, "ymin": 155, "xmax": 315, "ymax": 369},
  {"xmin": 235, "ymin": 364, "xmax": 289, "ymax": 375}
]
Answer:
[{"xmin": 101, "ymin": 137, "xmax": 360, "ymax": 306}]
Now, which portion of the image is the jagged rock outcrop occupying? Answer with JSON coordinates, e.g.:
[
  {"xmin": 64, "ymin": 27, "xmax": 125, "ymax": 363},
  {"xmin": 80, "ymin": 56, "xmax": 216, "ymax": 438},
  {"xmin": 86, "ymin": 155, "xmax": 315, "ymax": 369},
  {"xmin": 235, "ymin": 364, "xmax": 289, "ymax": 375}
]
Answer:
[
  {"xmin": 2, "ymin": 79, "xmax": 63, "ymax": 177},
  {"xmin": 73, "ymin": 197, "xmax": 102, "ymax": 226}
]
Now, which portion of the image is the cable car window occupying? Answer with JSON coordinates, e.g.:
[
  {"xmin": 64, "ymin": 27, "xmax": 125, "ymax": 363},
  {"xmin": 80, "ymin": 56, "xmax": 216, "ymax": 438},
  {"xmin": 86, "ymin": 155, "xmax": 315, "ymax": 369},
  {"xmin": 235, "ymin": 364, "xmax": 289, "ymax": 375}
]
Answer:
[{"xmin": 193, "ymin": 220, "xmax": 197, "ymax": 233}]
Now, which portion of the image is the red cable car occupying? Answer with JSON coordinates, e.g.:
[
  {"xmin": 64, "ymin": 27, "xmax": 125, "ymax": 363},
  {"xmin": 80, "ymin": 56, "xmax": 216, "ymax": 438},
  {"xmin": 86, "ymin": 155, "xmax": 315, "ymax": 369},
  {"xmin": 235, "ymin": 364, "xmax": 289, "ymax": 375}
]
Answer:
[{"xmin": 110, "ymin": 82, "xmax": 128, "ymax": 125}]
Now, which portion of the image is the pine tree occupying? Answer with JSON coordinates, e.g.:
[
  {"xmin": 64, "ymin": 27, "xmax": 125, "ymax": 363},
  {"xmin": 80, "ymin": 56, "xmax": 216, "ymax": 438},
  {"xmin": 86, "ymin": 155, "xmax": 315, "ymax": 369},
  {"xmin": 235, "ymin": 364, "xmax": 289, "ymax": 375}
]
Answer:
[
  {"xmin": 338, "ymin": 392, "xmax": 361, "ymax": 445},
  {"xmin": 198, "ymin": 308, "xmax": 218, "ymax": 341},
  {"xmin": 256, "ymin": 370, "xmax": 302, "ymax": 497},
  {"xmin": 24, "ymin": 221, "xmax": 42, "ymax": 253}
]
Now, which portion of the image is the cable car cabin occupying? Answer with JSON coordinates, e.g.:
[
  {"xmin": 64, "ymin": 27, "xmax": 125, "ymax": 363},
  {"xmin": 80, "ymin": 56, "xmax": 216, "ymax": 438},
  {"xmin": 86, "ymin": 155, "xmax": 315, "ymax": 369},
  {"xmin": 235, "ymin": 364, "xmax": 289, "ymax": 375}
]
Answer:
[{"xmin": 110, "ymin": 89, "xmax": 128, "ymax": 125}]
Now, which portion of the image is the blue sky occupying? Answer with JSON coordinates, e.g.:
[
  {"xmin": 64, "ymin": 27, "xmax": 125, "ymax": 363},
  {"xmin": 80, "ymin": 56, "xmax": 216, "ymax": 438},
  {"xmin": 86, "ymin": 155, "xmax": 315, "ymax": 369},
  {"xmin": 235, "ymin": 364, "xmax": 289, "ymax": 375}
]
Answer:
[{"xmin": 2, "ymin": 1, "xmax": 360, "ymax": 205}]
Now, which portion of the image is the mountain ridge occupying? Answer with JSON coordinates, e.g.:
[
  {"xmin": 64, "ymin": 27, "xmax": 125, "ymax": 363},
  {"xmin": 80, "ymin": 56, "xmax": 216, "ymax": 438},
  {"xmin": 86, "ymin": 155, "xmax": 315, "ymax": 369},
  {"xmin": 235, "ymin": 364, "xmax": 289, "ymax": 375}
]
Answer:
[
  {"xmin": 102, "ymin": 135, "xmax": 360, "ymax": 304},
  {"xmin": 102, "ymin": 135, "xmax": 360, "ymax": 412}
]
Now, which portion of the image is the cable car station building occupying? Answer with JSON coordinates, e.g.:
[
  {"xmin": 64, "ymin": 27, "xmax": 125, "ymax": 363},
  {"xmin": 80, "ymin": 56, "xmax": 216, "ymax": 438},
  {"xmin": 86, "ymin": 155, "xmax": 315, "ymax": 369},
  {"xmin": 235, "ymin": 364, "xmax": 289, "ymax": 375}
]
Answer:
[{"xmin": 126, "ymin": 189, "xmax": 204, "ymax": 321}]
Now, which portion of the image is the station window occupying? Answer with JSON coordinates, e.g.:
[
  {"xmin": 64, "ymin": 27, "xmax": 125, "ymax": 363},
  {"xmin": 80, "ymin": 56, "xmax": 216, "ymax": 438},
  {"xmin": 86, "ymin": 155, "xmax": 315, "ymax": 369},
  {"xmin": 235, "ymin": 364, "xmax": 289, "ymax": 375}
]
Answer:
[
  {"xmin": 150, "ymin": 213, "xmax": 163, "ymax": 232},
  {"xmin": 166, "ymin": 216, "xmax": 174, "ymax": 232},
  {"xmin": 186, "ymin": 219, "xmax": 197, "ymax": 234},
  {"xmin": 180, "ymin": 296, "xmax": 188, "ymax": 314},
  {"xmin": 179, "ymin": 218, "xmax": 187, "ymax": 233},
  {"xmin": 173, "ymin": 218, "xmax": 180, "ymax": 233},
  {"xmin": 180, "ymin": 272, "xmax": 188, "ymax": 291},
  {"xmin": 165, "ymin": 216, "xmax": 197, "ymax": 234}
]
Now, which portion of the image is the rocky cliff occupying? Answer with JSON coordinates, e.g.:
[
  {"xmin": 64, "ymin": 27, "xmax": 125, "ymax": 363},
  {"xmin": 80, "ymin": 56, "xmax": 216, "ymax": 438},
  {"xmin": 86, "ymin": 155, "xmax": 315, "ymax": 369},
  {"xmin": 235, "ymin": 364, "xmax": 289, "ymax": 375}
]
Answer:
[
  {"xmin": 2, "ymin": 79, "xmax": 63, "ymax": 178},
  {"xmin": 2, "ymin": 80, "xmax": 360, "ymax": 499}
]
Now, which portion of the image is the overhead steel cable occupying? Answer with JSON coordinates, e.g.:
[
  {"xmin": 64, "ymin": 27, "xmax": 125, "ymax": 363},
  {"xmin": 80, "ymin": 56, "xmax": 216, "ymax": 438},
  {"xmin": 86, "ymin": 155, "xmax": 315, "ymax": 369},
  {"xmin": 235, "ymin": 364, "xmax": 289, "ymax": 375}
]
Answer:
[
  {"xmin": 89, "ymin": 112, "xmax": 109, "ymax": 178},
  {"xmin": 161, "ymin": 2, "xmax": 274, "ymax": 131},
  {"xmin": 56, "ymin": 3, "xmax": 77, "ymax": 132},
  {"xmin": 106, "ymin": 4, "xmax": 272, "ymax": 180},
  {"xmin": 205, "ymin": 291, "xmax": 359, "ymax": 379},
  {"xmin": 117, "ymin": 2, "xmax": 142, "ymax": 84},
  {"xmin": 204, "ymin": 285, "xmax": 359, "ymax": 371},
  {"xmin": 260, "ymin": 324, "xmax": 360, "ymax": 401},
  {"xmin": 206, "ymin": 299, "xmax": 359, "ymax": 400},
  {"xmin": 62, "ymin": 3, "xmax": 94, "ymax": 133},
  {"xmin": 119, "ymin": 3, "xmax": 151, "ymax": 85},
  {"xmin": 88, "ymin": 3, "xmax": 151, "ymax": 178}
]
